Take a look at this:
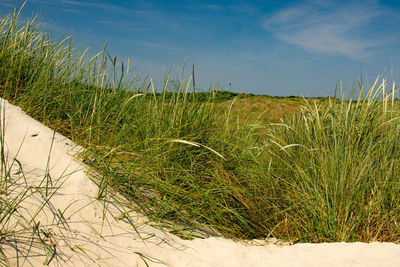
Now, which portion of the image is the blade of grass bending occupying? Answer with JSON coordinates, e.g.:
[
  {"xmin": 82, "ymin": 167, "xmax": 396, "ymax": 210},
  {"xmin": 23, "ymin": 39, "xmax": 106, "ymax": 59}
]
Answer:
[
  {"xmin": 168, "ymin": 139, "xmax": 225, "ymax": 160},
  {"xmin": 192, "ymin": 64, "xmax": 196, "ymax": 101},
  {"xmin": 183, "ymin": 76, "xmax": 192, "ymax": 102},
  {"xmin": 391, "ymin": 82, "xmax": 396, "ymax": 111}
]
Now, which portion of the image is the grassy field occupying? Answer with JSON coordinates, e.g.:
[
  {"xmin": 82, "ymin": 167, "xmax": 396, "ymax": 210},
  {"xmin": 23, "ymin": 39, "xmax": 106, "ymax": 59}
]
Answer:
[{"xmin": 2, "ymin": 7, "xmax": 400, "ymax": 246}]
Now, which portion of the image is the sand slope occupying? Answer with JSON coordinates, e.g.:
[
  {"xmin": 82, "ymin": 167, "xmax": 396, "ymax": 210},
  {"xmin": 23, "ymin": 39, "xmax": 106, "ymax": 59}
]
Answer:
[{"xmin": 2, "ymin": 98, "xmax": 400, "ymax": 266}]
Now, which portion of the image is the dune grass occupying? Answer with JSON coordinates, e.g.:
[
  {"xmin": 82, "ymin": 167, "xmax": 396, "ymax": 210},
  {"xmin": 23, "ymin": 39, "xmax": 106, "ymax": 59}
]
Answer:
[{"xmin": 1, "ymin": 6, "xmax": 400, "ymax": 244}]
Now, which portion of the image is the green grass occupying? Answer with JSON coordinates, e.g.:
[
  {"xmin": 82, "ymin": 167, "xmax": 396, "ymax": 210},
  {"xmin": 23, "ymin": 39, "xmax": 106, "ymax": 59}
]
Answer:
[{"xmin": 2, "ymin": 5, "xmax": 400, "ymax": 244}]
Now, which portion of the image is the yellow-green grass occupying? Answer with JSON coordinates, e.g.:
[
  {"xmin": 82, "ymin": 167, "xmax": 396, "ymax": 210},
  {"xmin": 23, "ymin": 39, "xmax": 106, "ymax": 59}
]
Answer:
[
  {"xmin": 217, "ymin": 96, "xmax": 315, "ymax": 124},
  {"xmin": 2, "ymin": 7, "xmax": 400, "ymax": 243}
]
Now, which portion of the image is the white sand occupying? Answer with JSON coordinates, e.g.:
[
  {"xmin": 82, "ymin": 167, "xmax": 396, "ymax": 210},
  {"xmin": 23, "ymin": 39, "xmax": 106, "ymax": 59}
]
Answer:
[{"xmin": 2, "ymin": 98, "xmax": 400, "ymax": 266}]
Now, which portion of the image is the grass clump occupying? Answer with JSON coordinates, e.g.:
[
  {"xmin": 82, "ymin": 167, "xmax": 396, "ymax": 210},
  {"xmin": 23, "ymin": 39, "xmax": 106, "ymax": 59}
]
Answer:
[
  {"xmin": 261, "ymin": 80, "xmax": 400, "ymax": 242},
  {"xmin": 1, "ymin": 6, "xmax": 400, "ymax": 243}
]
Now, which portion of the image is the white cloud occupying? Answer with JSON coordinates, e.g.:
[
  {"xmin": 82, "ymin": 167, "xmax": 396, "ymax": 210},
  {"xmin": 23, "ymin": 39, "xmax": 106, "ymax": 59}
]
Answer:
[
  {"xmin": 194, "ymin": 4, "xmax": 224, "ymax": 10},
  {"xmin": 30, "ymin": 0, "xmax": 149, "ymax": 15},
  {"xmin": 263, "ymin": 0, "xmax": 385, "ymax": 60}
]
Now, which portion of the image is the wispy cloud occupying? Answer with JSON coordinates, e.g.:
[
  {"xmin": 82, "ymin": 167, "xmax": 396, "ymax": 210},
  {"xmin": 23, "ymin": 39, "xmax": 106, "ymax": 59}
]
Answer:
[
  {"xmin": 193, "ymin": 4, "xmax": 224, "ymax": 11},
  {"xmin": 263, "ymin": 0, "xmax": 387, "ymax": 60},
  {"xmin": 58, "ymin": 0, "xmax": 122, "ymax": 10},
  {"xmin": 0, "ymin": 0, "xmax": 21, "ymax": 9},
  {"xmin": 30, "ymin": 0, "xmax": 150, "ymax": 15}
]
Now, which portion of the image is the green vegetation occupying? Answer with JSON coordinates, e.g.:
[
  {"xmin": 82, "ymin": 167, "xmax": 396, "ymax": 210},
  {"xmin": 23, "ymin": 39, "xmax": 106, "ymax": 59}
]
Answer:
[{"xmin": 1, "ymin": 7, "xmax": 400, "ymax": 245}]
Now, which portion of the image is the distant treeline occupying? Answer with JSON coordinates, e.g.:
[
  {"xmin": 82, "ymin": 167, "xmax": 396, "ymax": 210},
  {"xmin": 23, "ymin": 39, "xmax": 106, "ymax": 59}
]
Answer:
[{"xmin": 148, "ymin": 90, "xmax": 334, "ymax": 102}]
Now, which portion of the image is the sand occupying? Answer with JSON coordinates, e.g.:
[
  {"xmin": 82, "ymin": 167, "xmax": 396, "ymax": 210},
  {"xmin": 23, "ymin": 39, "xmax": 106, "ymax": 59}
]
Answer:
[{"xmin": 2, "ymin": 97, "xmax": 400, "ymax": 266}]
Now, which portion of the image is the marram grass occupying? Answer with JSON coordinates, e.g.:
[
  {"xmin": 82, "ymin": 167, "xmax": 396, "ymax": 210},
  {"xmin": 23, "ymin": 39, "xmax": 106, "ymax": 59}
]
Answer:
[
  {"xmin": 261, "ymin": 79, "xmax": 400, "ymax": 242},
  {"xmin": 1, "ymin": 7, "xmax": 400, "ymax": 243}
]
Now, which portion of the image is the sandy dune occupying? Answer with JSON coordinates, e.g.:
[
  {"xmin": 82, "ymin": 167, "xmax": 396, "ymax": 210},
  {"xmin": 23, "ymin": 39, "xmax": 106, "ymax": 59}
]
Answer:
[{"xmin": 2, "ymin": 98, "xmax": 400, "ymax": 266}]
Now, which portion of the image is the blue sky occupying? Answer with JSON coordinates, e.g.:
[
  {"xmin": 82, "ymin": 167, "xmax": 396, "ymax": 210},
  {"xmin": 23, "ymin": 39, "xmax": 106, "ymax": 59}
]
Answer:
[{"xmin": 1, "ymin": 0, "xmax": 400, "ymax": 96}]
